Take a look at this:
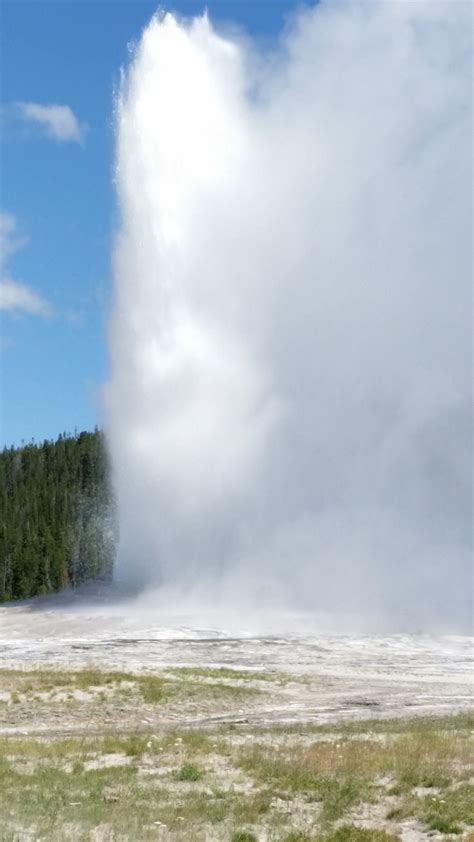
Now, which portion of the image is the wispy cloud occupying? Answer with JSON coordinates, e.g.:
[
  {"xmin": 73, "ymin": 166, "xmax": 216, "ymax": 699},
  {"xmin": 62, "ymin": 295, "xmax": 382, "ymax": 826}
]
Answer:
[
  {"xmin": 0, "ymin": 211, "xmax": 27, "ymax": 261},
  {"xmin": 16, "ymin": 102, "xmax": 87, "ymax": 144},
  {"xmin": 0, "ymin": 212, "xmax": 52, "ymax": 317},
  {"xmin": 0, "ymin": 278, "xmax": 52, "ymax": 317}
]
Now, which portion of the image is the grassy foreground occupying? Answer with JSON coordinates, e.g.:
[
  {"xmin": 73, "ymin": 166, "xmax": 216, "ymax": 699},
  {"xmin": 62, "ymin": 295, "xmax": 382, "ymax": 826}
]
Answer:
[{"xmin": 0, "ymin": 668, "xmax": 472, "ymax": 841}]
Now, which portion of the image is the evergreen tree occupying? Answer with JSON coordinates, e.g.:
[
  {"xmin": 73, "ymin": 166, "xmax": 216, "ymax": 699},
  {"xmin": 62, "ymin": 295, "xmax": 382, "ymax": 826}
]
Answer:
[{"xmin": 0, "ymin": 429, "xmax": 116, "ymax": 601}]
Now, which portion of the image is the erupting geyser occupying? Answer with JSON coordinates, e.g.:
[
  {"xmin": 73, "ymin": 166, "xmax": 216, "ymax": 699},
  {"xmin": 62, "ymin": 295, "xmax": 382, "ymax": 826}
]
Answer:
[{"xmin": 105, "ymin": 1, "xmax": 472, "ymax": 630}]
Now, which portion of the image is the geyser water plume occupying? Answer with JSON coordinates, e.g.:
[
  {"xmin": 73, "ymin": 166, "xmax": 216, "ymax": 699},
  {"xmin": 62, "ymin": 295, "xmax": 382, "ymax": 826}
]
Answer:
[{"xmin": 105, "ymin": 2, "xmax": 472, "ymax": 631}]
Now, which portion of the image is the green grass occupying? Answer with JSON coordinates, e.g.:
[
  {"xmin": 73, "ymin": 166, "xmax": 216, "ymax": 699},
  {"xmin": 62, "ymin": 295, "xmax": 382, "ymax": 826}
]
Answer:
[
  {"xmin": 170, "ymin": 666, "xmax": 281, "ymax": 682},
  {"xmin": 282, "ymin": 834, "xmax": 314, "ymax": 842},
  {"xmin": 139, "ymin": 675, "xmax": 167, "ymax": 703},
  {"xmin": 175, "ymin": 763, "xmax": 204, "ymax": 782},
  {"xmin": 332, "ymin": 710, "xmax": 474, "ymax": 736},
  {"xmin": 0, "ymin": 667, "xmax": 165, "ymax": 706},
  {"xmin": 233, "ymin": 790, "xmax": 273, "ymax": 822},
  {"xmin": 238, "ymin": 721, "xmax": 473, "ymax": 824},
  {"xmin": 0, "ymin": 754, "xmax": 141, "ymax": 834},
  {"xmin": 0, "ymin": 667, "xmax": 136, "ymax": 689},
  {"xmin": 242, "ymin": 710, "xmax": 474, "ymax": 738},
  {"xmin": 0, "ymin": 673, "xmax": 472, "ymax": 842},
  {"xmin": 388, "ymin": 782, "xmax": 474, "ymax": 834},
  {"xmin": 171, "ymin": 679, "xmax": 260, "ymax": 701},
  {"xmin": 0, "ymin": 667, "xmax": 261, "ymax": 712},
  {"xmin": 323, "ymin": 828, "xmax": 401, "ymax": 842},
  {"xmin": 239, "ymin": 744, "xmax": 371, "ymax": 821},
  {"xmin": 161, "ymin": 729, "xmax": 213, "ymax": 752}
]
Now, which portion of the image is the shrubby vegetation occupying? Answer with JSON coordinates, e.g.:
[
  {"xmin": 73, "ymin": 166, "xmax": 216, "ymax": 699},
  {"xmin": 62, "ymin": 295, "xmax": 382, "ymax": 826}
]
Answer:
[{"xmin": 0, "ymin": 429, "xmax": 116, "ymax": 601}]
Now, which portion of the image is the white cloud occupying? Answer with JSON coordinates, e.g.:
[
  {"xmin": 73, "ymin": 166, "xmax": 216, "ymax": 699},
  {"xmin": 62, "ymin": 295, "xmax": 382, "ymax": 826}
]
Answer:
[
  {"xmin": 0, "ymin": 211, "xmax": 26, "ymax": 261},
  {"xmin": 0, "ymin": 212, "xmax": 52, "ymax": 317},
  {"xmin": 17, "ymin": 102, "xmax": 87, "ymax": 144},
  {"xmin": 0, "ymin": 277, "xmax": 51, "ymax": 316}
]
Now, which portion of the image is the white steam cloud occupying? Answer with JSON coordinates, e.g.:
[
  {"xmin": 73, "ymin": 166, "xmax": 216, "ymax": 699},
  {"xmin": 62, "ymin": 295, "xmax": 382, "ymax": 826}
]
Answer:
[{"xmin": 105, "ymin": 2, "xmax": 472, "ymax": 631}]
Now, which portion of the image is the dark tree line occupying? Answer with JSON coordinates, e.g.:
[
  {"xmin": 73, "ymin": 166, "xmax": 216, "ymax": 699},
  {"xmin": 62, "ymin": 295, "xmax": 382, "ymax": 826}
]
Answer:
[{"xmin": 0, "ymin": 429, "xmax": 116, "ymax": 602}]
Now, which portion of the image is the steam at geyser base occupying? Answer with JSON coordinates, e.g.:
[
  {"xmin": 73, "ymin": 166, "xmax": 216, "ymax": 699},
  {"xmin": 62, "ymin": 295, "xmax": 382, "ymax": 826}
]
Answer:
[{"xmin": 105, "ymin": 1, "xmax": 472, "ymax": 633}]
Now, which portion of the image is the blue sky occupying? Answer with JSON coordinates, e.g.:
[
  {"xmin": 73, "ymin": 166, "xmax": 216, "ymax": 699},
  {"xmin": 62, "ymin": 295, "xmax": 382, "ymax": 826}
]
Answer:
[{"xmin": 0, "ymin": 0, "xmax": 299, "ymax": 447}]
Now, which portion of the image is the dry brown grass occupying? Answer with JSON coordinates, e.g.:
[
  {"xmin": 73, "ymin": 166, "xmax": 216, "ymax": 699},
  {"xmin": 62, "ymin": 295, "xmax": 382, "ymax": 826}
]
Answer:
[{"xmin": 0, "ymin": 668, "xmax": 472, "ymax": 841}]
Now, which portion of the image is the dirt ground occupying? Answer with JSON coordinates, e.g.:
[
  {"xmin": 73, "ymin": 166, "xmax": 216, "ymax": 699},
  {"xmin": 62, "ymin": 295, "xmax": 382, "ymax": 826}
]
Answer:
[{"xmin": 0, "ymin": 592, "xmax": 472, "ymax": 841}]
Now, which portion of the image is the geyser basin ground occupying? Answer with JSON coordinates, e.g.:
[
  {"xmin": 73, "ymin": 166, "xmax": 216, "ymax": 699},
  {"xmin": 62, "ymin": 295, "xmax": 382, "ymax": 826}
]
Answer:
[
  {"xmin": 1, "ymin": 593, "xmax": 472, "ymax": 839},
  {"xmin": 0, "ymin": 590, "xmax": 471, "ymax": 728}
]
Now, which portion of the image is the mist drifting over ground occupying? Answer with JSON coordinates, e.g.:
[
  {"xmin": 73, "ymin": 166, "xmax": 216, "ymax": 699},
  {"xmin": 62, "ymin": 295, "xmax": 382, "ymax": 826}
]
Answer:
[{"xmin": 105, "ymin": 0, "xmax": 472, "ymax": 632}]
